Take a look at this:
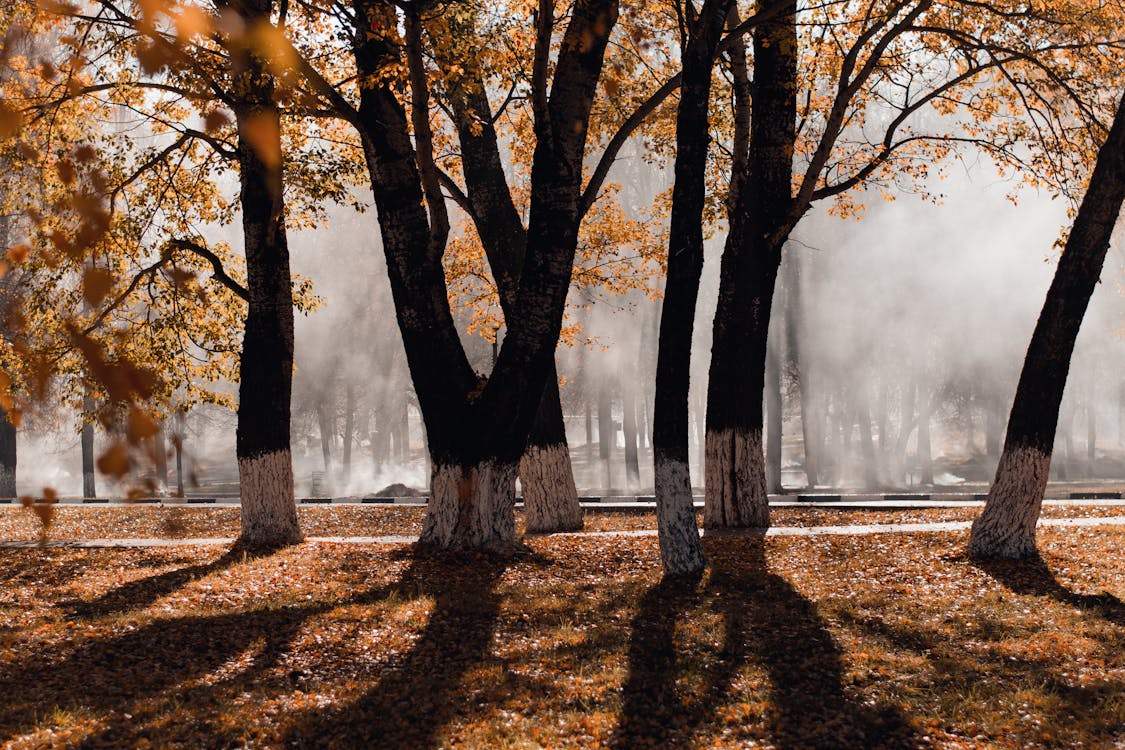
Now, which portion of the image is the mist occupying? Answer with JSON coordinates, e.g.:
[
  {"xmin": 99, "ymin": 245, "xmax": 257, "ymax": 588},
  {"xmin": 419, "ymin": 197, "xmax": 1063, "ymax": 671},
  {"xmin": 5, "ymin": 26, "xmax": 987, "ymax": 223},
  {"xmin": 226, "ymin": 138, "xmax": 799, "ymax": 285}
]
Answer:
[{"xmin": 14, "ymin": 155, "xmax": 1125, "ymax": 498}]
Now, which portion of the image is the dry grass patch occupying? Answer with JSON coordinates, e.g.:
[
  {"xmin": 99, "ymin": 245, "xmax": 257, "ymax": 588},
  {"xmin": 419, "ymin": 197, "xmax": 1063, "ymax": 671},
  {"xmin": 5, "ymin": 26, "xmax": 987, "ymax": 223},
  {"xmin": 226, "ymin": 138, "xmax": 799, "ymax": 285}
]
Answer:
[
  {"xmin": 0, "ymin": 525, "xmax": 1120, "ymax": 748},
  {"xmin": 0, "ymin": 502, "xmax": 1120, "ymax": 543}
]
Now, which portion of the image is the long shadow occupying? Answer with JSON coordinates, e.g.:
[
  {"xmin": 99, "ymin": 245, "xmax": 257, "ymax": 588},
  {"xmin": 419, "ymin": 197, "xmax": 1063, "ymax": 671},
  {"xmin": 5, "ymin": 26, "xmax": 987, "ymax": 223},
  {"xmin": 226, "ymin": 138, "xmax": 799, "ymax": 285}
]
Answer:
[
  {"xmin": 60, "ymin": 543, "xmax": 282, "ymax": 620},
  {"xmin": 280, "ymin": 549, "xmax": 514, "ymax": 749},
  {"xmin": 972, "ymin": 555, "xmax": 1124, "ymax": 626},
  {"xmin": 611, "ymin": 573, "xmax": 704, "ymax": 748},
  {"xmin": 613, "ymin": 537, "xmax": 915, "ymax": 749},
  {"xmin": 0, "ymin": 558, "xmax": 407, "ymax": 745},
  {"xmin": 712, "ymin": 538, "xmax": 915, "ymax": 749}
]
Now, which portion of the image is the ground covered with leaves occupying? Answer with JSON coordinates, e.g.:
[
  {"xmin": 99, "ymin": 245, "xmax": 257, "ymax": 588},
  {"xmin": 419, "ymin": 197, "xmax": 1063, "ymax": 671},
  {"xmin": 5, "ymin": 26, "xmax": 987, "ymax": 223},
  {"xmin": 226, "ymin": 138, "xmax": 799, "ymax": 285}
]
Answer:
[
  {"xmin": 0, "ymin": 503, "xmax": 1121, "ymax": 542},
  {"xmin": 0, "ymin": 522, "xmax": 1121, "ymax": 749}
]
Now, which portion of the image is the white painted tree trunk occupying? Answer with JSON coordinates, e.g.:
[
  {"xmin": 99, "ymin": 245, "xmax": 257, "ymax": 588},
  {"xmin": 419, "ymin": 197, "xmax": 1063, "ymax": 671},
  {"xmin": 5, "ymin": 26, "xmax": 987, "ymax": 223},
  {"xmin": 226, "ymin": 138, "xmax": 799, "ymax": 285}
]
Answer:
[
  {"xmin": 520, "ymin": 444, "xmax": 583, "ymax": 533},
  {"xmin": 420, "ymin": 460, "xmax": 518, "ymax": 550},
  {"xmin": 238, "ymin": 449, "xmax": 302, "ymax": 546},
  {"xmin": 704, "ymin": 427, "xmax": 770, "ymax": 528},
  {"xmin": 968, "ymin": 445, "xmax": 1051, "ymax": 559},
  {"xmin": 655, "ymin": 456, "xmax": 706, "ymax": 576}
]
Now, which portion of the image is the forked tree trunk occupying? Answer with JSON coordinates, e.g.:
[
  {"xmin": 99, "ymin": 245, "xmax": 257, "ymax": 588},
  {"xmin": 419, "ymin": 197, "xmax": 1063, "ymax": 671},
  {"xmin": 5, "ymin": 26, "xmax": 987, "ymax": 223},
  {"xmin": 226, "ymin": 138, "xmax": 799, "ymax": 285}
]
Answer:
[
  {"xmin": 704, "ymin": 0, "xmax": 795, "ymax": 528},
  {"xmin": 521, "ymin": 370, "xmax": 582, "ymax": 532},
  {"xmin": 353, "ymin": 0, "xmax": 618, "ymax": 551},
  {"xmin": 651, "ymin": 0, "xmax": 732, "ymax": 576},
  {"xmin": 228, "ymin": 0, "xmax": 301, "ymax": 546},
  {"xmin": 0, "ymin": 406, "xmax": 15, "ymax": 498},
  {"xmin": 82, "ymin": 396, "xmax": 96, "ymax": 499},
  {"xmin": 970, "ymin": 89, "xmax": 1125, "ymax": 559},
  {"xmin": 440, "ymin": 21, "xmax": 583, "ymax": 531}
]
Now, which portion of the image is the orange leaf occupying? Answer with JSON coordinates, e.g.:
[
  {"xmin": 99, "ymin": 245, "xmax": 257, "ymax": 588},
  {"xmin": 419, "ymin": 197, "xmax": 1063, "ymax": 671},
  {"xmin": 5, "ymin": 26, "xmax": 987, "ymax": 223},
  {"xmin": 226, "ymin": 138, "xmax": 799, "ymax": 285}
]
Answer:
[
  {"xmin": 82, "ymin": 267, "xmax": 115, "ymax": 306},
  {"xmin": 96, "ymin": 441, "xmax": 131, "ymax": 478}
]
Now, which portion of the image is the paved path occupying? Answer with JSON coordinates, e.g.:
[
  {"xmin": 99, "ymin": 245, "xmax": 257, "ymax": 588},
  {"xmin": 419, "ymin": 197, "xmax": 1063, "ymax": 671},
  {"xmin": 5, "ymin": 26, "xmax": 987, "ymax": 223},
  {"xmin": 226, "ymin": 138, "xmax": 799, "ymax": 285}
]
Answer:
[{"xmin": 2, "ymin": 515, "xmax": 1122, "ymax": 548}]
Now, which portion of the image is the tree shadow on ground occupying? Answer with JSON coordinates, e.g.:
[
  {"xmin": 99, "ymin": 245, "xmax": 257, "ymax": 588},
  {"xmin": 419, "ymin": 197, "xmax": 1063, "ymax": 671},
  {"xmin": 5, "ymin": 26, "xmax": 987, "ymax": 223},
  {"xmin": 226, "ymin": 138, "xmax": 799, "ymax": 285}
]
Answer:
[
  {"xmin": 971, "ymin": 554, "xmax": 1124, "ymax": 626},
  {"xmin": 0, "ymin": 546, "xmax": 410, "ymax": 747},
  {"xmin": 613, "ymin": 537, "xmax": 915, "ymax": 749},
  {"xmin": 280, "ymin": 548, "xmax": 515, "ymax": 749},
  {"xmin": 59, "ymin": 542, "xmax": 283, "ymax": 620}
]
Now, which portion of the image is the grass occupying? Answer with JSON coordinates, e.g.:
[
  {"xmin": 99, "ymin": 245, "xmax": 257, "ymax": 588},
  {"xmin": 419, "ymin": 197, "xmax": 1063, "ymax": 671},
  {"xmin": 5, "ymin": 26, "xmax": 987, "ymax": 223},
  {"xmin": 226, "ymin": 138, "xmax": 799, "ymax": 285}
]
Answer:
[{"xmin": 0, "ymin": 515, "xmax": 1121, "ymax": 748}]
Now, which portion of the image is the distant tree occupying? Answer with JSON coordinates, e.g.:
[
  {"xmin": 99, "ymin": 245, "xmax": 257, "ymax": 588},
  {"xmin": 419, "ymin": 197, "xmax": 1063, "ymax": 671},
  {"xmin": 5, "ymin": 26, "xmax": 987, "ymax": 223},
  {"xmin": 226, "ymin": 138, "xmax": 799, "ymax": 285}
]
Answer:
[{"xmin": 969, "ymin": 89, "xmax": 1125, "ymax": 559}]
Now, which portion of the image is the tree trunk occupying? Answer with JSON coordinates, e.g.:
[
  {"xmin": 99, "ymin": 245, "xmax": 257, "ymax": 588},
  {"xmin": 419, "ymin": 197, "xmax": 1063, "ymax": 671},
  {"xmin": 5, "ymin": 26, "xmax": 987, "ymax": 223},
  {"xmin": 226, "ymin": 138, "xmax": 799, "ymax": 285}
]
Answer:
[
  {"xmin": 765, "ymin": 333, "xmax": 783, "ymax": 494},
  {"xmin": 154, "ymin": 422, "xmax": 168, "ymax": 492},
  {"xmin": 857, "ymin": 400, "xmax": 879, "ymax": 490},
  {"xmin": 343, "ymin": 383, "xmax": 355, "ymax": 483},
  {"xmin": 651, "ymin": 0, "xmax": 733, "ymax": 576},
  {"xmin": 918, "ymin": 386, "xmax": 934, "ymax": 486},
  {"xmin": 521, "ymin": 368, "xmax": 582, "ymax": 532},
  {"xmin": 622, "ymin": 383, "xmax": 640, "ymax": 488},
  {"xmin": 317, "ymin": 400, "xmax": 333, "ymax": 477},
  {"xmin": 82, "ymin": 395, "xmax": 96, "ymax": 499},
  {"xmin": 598, "ymin": 379, "xmax": 613, "ymax": 490},
  {"xmin": 970, "ymin": 89, "xmax": 1125, "ymax": 559},
  {"xmin": 228, "ymin": 0, "xmax": 301, "ymax": 546},
  {"xmin": 174, "ymin": 410, "xmax": 185, "ymax": 498},
  {"xmin": 1086, "ymin": 384, "xmax": 1096, "ymax": 471},
  {"xmin": 0, "ymin": 406, "xmax": 15, "ymax": 498},
  {"xmin": 704, "ymin": 0, "xmax": 796, "ymax": 528},
  {"xmin": 420, "ymin": 459, "xmax": 518, "ymax": 550}
]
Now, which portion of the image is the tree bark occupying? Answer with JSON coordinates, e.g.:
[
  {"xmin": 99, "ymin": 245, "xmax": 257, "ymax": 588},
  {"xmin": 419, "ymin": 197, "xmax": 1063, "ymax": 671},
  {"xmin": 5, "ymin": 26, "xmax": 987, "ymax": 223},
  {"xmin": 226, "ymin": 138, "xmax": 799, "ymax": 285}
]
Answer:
[
  {"xmin": 82, "ymin": 395, "xmax": 96, "ymax": 499},
  {"xmin": 0, "ymin": 406, "xmax": 15, "ymax": 498},
  {"xmin": 651, "ymin": 0, "xmax": 733, "ymax": 575},
  {"xmin": 704, "ymin": 0, "xmax": 796, "ymax": 528},
  {"xmin": 226, "ymin": 0, "xmax": 301, "ymax": 546},
  {"xmin": 521, "ymin": 371, "xmax": 583, "ymax": 532},
  {"xmin": 970, "ymin": 89, "xmax": 1125, "ymax": 559}
]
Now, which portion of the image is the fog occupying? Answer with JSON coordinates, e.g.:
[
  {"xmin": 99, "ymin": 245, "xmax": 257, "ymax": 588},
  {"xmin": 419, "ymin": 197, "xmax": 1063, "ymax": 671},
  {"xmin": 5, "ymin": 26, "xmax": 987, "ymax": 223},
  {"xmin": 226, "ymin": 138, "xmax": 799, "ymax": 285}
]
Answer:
[{"xmin": 15, "ymin": 157, "xmax": 1125, "ymax": 497}]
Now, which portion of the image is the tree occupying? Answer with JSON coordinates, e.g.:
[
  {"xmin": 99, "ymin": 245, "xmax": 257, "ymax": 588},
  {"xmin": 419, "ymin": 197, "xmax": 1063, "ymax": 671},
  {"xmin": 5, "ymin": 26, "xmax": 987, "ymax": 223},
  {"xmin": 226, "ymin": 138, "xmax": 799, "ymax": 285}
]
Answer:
[
  {"xmin": 651, "ymin": 0, "xmax": 734, "ymax": 575},
  {"xmin": 301, "ymin": 0, "xmax": 621, "ymax": 549},
  {"xmin": 8, "ymin": 0, "xmax": 331, "ymax": 541},
  {"xmin": 968, "ymin": 88, "xmax": 1125, "ymax": 559},
  {"xmin": 701, "ymin": 0, "xmax": 1125, "ymax": 528}
]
